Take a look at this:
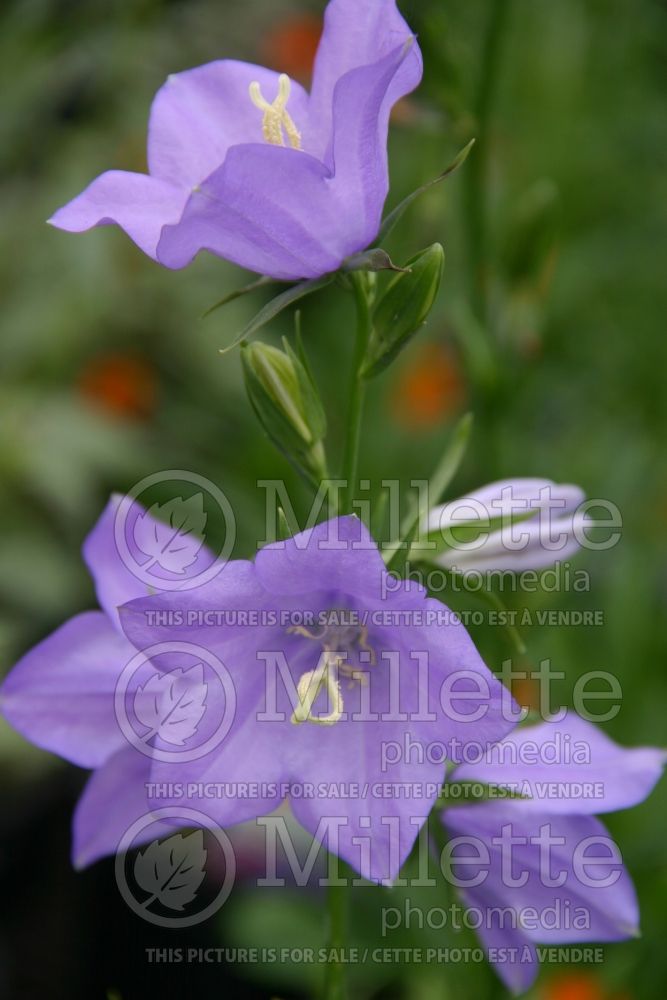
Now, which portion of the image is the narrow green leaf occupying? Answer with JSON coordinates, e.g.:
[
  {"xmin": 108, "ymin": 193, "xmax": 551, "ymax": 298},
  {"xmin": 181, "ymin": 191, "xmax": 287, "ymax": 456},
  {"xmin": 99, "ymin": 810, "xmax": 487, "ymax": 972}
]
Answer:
[
  {"xmin": 438, "ymin": 781, "xmax": 530, "ymax": 809},
  {"xmin": 292, "ymin": 317, "xmax": 317, "ymax": 386},
  {"xmin": 277, "ymin": 506, "xmax": 297, "ymax": 541},
  {"xmin": 202, "ymin": 275, "xmax": 276, "ymax": 318},
  {"xmin": 372, "ymin": 488, "xmax": 389, "ymax": 542},
  {"xmin": 475, "ymin": 589, "xmax": 527, "ymax": 657},
  {"xmin": 384, "ymin": 414, "xmax": 473, "ymax": 572},
  {"xmin": 423, "ymin": 412, "xmax": 473, "ymax": 516},
  {"xmin": 219, "ymin": 274, "xmax": 334, "ymax": 355},
  {"xmin": 376, "ymin": 138, "xmax": 476, "ymax": 245},
  {"xmin": 386, "ymin": 518, "xmax": 419, "ymax": 575}
]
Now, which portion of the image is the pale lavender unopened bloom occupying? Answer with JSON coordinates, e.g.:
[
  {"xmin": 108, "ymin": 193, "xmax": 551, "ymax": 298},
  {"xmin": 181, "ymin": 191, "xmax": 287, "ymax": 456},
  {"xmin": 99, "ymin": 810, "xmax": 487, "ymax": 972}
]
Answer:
[
  {"xmin": 48, "ymin": 0, "xmax": 422, "ymax": 280},
  {"xmin": 425, "ymin": 479, "xmax": 587, "ymax": 573},
  {"xmin": 1, "ymin": 501, "xmax": 516, "ymax": 883},
  {"xmin": 441, "ymin": 713, "xmax": 666, "ymax": 993}
]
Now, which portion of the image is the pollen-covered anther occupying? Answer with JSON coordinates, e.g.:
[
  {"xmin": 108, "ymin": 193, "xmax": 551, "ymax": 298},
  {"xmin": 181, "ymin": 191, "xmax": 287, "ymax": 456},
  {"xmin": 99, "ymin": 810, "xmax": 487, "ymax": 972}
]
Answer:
[
  {"xmin": 249, "ymin": 73, "xmax": 302, "ymax": 150},
  {"xmin": 291, "ymin": 652, "xmax": 344, "ymax": 727}
]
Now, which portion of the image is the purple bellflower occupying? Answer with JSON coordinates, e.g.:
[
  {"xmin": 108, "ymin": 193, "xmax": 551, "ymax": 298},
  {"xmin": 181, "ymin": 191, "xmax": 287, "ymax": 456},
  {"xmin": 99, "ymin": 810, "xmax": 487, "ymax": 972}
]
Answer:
[
  {"xmin": 48, "ymin": 0, "xmax": 423, "ymax": 281},
  {"xmin": 425, "ymin": 478, "xmax": 588, "ymax": 574},
  {"xmin": 0, "ymin": 495, "xmax": 212, "ymax": 864},
  {"xmin": 441, "ymin": 713, "xmax": 666, "ymax": 993},
  {"xmin": 1, "ymin": 501, "xmax": 516, "ymax": 883},
  {"xmin": 116, "ymin": 514, "xmax": 518, "ymax": 883}
]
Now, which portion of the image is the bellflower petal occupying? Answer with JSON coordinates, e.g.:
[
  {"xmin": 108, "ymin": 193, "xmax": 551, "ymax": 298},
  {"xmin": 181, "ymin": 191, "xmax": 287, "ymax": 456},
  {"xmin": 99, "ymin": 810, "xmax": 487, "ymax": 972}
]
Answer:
[
  {"xmin": 0, "ymin": 612, "xmax": 134, "ymax": 768},
  {"xmin": 118, "ymin": 558, "xmax": 266, "ymax": 653},
  {"xmin": 73, "ymin": 746, "xmax": 175, "ymax": 869},
  {"xmin": 155, "ymin": 145, "xmax": 345, "ymax": 279},
  {"xmin": 148, "ymin": 61, "xmax": 310, "ymax": 187},
  {"xmin": 83, "ymin": 494, "xmax": 154, "ymax": 625},
  {"xmin": 457, "ymin": 891, "xmax": 538, "ymax": 995},
  {"xmin": 83, "ymin": 493, "xmax": 219, "ymax": 626},
  {"xmin": 445, "ymin": 806, "xmax": 640, "ymax": 943},
  {"xmin": 452, "ymin": 712, "xmax": 667, "ymax": 815},
  {"xmin": 324, "ymin": 42, "xmax": 422, "ymax": 252},
  {"xmin": 254, "ymin": 515, "xmax": 386, "ymax": 599},
  {"xmin": 308, "ymin": 0, "xmax": 422, "ymax": 161},
  {"xmin": 48, "ymin": 170, "xmax": 188, "ymax": 261}
]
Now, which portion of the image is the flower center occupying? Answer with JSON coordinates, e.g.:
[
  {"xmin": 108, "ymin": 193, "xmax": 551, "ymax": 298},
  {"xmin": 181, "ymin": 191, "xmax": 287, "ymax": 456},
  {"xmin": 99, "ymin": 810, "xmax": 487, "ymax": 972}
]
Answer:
[
  {"xmin": 248, "ymin": 73, "xmax": 302, "ymax": 150},
  {"xmin": 289, "ymin": 614, "xmax": 377, "ymax": 727}
]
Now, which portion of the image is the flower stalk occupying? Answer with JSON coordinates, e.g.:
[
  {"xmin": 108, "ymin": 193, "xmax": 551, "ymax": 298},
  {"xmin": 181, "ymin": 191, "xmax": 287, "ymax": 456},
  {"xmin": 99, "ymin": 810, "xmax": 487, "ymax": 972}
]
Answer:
[
  {"xmin": 340, "ymin": 274, "xmax": 372, "ymax": 514},
  {"xmin": 323, "ymin": 873, "xmax": 349, "ymax": 1000}
]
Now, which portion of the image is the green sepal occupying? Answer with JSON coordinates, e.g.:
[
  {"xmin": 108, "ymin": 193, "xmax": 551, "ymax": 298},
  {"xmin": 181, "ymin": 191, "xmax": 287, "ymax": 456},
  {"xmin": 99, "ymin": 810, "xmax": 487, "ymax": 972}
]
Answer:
[
  {"xmin": 342, "ymin": 248, "xmax": 410, "ymax": 273},
  {"xmin": 361, "ymin": 244, "xmax": 445, "ymax": 379}
]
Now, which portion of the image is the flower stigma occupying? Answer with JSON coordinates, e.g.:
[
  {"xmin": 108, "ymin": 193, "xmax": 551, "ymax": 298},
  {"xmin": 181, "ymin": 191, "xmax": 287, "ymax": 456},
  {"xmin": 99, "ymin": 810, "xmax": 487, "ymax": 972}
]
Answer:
[
  {"xmin": 249, "ymin": 73, "xmax": 302, "ymax": 150},
  {"xmin": 289, "ymin": 616, "xmax": 377, "ymax": 726}
]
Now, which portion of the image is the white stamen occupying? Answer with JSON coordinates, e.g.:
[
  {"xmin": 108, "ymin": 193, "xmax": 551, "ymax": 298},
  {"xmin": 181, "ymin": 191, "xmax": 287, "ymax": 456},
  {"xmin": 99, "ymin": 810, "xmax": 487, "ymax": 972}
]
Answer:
[{"xmin": 248, "ymin": 73, "xmax": 302, "ymax": 150}]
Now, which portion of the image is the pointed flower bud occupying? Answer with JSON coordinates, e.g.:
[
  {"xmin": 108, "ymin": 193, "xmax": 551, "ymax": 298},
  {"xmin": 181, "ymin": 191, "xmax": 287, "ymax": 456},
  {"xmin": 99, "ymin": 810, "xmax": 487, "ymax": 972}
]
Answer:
[
  {"xmin": 422, "ymin": 479, "xmax": 588, "ymax": 573},
  {"xmin": 361, "ymin": 243, "xmax": 445, "ymax": 379},
  {"xmin": 241, "ymin": 339, "xmax": 327, "ymax": 482}
]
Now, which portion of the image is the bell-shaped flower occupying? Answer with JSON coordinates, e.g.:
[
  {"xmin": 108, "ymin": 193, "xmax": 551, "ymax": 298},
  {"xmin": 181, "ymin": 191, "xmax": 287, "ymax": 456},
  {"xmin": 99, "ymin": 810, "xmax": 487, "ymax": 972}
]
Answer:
[
  {"xmin": 440, "ymin": 713, "xmax": 666, "ymax": 993},
  {"xmin": 424, "ymin": 478, "xmax": 587, "ymax": 573},
  {"xmin": 113, "ymin": 515, "xmax": 518, "ymax": 883},
  {"xmin": 1, "ymin": 501, "xmax": 517, "ymax": 883},
  {"xmin": 48, "ymin": 0, "xmax": 423, "ymax": 281}
]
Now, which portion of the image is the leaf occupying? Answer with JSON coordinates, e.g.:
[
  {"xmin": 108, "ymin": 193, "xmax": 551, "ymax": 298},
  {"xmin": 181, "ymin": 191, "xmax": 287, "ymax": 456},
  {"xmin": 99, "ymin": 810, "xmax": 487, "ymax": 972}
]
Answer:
[
  {"xmin": 277, "ymin": 506, "xmax": 297, "ymax": 541},
  {"xmin": 202, "ymin": 275, "xmax": 277, "ymax": 318},
  {"xmin": 134, "ymin": 831, "xmax": 207, "ymax": 911},
  {"xmin": 134, "ymin": 664, "xmax": 208, "ymax": 746},
  {"xmin": 385, "ymin": 518, "xmax": 419, "ymax": 576},
  {"xmin": 133, "ymin": 495, "xmax": 207, "ymax": 575},
  {"xmin": 219, "ymin": 274, "xmax": 334, "ymax": 355},
  {"xmin": 385, "ymin": 413, "xmax": 473, "ymax": 571},
  {"xmin": 342, "ymin": 248, "xmax": 409, "ymax": 273},
  {"xmin": 376, "ymin": 139, "xmax": 476, "ymax": 245},
  {"xmin": 439, "ymin": 782, "xmax": 530, "ymax": 808}
]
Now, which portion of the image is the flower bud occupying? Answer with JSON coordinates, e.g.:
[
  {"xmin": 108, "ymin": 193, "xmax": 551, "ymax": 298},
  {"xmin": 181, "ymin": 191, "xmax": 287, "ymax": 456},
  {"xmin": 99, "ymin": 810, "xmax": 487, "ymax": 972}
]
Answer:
[
  {"xmin": 362, "ymin": 243, "xmax": 445, "ymax": 379},
  {"xmin": 241, "ymin": 340, "xmax": 327, "ymax": 481},
  {"xmin": 421, "ymin": 479, "xmax": 587, "ymax": 573}
]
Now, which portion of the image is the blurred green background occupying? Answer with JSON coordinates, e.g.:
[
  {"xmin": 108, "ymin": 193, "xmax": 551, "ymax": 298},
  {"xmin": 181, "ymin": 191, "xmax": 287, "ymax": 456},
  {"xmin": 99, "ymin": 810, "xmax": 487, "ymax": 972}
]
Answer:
[{"xmin": 1, "ymin": 0, "xmax": 666, "ymax": 997}]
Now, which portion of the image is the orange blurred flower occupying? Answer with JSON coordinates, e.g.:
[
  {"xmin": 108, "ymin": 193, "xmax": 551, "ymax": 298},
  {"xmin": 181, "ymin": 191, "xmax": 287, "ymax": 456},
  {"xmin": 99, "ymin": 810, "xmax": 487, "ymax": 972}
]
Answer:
[
  {"xmin": 78, "ymin": 353, "xmax": 157, "ymax": 421},
  {"xmin": 511, "ymin": 674, "xmax": 542, "ymax": 713},
  {"xmin": 261, "ymin": 13, "xmax": 323, "ymax": 83},
  {"xmin": 541, "ymin": 972, "xmax": 630, "ymax": 1000},
  {"xmin": 391, "ymin": 343, "xmax": 466, "ymax": 431}
]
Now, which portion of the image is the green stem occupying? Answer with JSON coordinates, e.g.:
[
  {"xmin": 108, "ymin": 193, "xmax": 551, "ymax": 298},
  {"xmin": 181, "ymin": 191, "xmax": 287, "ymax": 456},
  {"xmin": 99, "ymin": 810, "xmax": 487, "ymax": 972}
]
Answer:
[
  {"xmin": 323, "ymin": 876, "xmax": 348, "ymax": 1000},
  {"xmin": 341, "ymin": 275, "xmax": 372, "ymax": 515},
  {"xmin": 462, "ymin": 0, "xmax": 512, "ymax": 479},
  {"xmin": 463, "ymin": 0, "xmax": 512, "ymax": 326}
]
